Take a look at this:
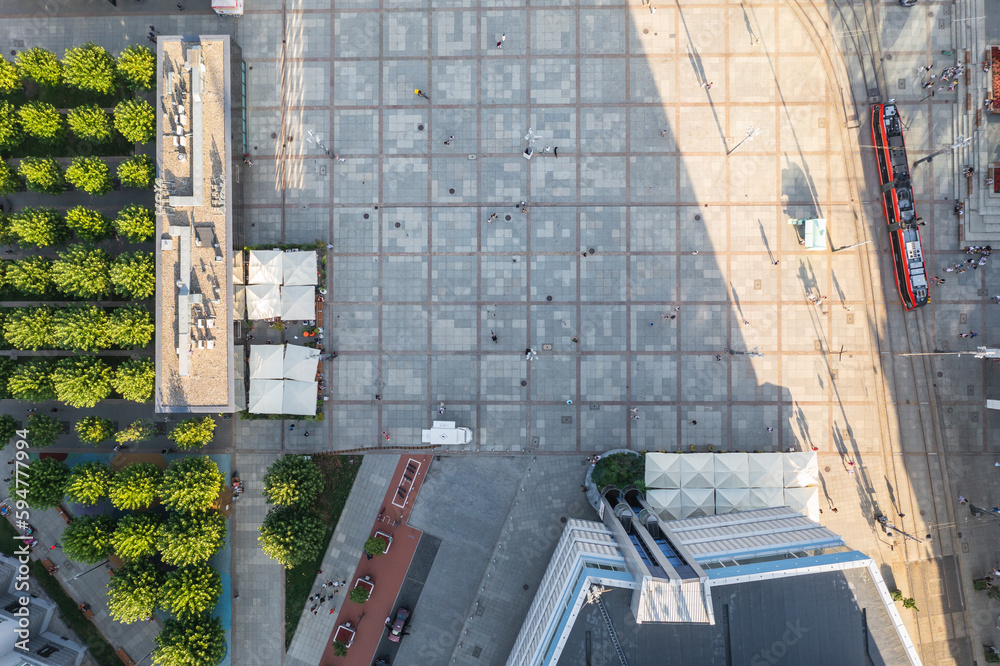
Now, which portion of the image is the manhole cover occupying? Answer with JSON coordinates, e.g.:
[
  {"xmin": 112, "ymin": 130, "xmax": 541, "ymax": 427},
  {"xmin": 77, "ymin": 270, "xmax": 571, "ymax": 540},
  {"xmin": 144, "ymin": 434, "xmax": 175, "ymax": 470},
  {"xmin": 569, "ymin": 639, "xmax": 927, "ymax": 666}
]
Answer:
[
  {"xmin": 588, "ymin": 248, "xmax": 595, "ymax": 255},
  {"xmin": 937, "ymin": 371, "xmax": 943, "ymax": 377},
  {"xmin": 643, "ymin": 28, "xmax": 649, "ymax": 34},
  {"xmin": 560, "ymin": 516, "xmax": 567, "ymax": 523},
  {"xmin": 561, "ymin": 416, "xmax": 573, "ymax": 424},
  {"xmin": 472, "ymin": 646, "xmax": 483, "ymax": 658},
  {"xmin": 522, "ymin": 583, "xmax": 530, "ymax": 590},
  {"xmin": 394, "ymin": 222, "xmax": 400, "ymax": 228},
  {"xmin": 13, "ymin": 40, "xmax": 24, "ymax": 48},
  {"xmin": 824, "ymin": 466, "xmax": 831, "ymax": 472},
  {"xmin": 542, "ymin": 344, "xmax": 552, "ymax": 350},
  {"xmin": 520, "ymin": 380, "xmax": 527, "ymax": 386},
  {"xmin": 694, "ymin": 214, "xmax": 701, "ymax": 221},
  {"xmin": 885, "ymin": 53, "xmax": 893, "ymax": 61},
  {"xmin": 271, "ymin": 132, "xmax": 277, "ymax": 139},
  {"xmin": 417, "ymin": 124, "xmax": 424, "ymax": 131},
  {"xmin": 363, "ymin": 213, "xmax": 370, "ymax": 219},
  {"xmin": 505, "ymin": 215, "xmax": 511, "ymax": 221},
  {"xmin": 449, "ymin": 188, "xmax": 455, "ymax": 194},
  {"xmin": 546, "ymin": 295, "xmax": 552, "ymax": 301}
]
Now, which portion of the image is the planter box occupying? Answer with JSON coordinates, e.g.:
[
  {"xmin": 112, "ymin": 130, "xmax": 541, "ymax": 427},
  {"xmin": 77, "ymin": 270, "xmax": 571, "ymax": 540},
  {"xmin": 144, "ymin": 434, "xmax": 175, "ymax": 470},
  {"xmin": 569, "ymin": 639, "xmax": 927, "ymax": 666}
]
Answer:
[
  {"xmin": 992, "ymin": 47, "xmax": 1000, "ymax": 108},
  {"xmin": 374, "ymin": 531, "xmax": 392, "ymax": 554},
  {"xmin": 334, "ymin": 624, "xmax": 355, "ymax": 647},
  {"xmin": 355, "ymin": 576, "xmax": 374, "ymax": 596}
]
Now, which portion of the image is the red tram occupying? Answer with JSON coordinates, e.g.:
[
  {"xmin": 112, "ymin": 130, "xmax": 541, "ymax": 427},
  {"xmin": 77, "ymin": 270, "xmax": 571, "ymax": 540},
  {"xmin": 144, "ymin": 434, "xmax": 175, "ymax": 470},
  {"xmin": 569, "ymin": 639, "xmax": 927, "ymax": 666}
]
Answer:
[{"xmin": 870, "ymin": 103, "xmax": 929, "ymax": 310}]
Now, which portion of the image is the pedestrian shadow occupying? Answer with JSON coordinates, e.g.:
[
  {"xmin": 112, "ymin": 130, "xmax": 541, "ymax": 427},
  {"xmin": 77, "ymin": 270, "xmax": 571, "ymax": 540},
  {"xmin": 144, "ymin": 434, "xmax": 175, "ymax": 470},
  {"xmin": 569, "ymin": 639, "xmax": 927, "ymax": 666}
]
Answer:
[
  {"xmin": 676, "ymin": 3, "xmax": 728, "ymax": 150},
  {"xmin": 729, "ymin": 282, "xmax": 744, "ymax": 319}
]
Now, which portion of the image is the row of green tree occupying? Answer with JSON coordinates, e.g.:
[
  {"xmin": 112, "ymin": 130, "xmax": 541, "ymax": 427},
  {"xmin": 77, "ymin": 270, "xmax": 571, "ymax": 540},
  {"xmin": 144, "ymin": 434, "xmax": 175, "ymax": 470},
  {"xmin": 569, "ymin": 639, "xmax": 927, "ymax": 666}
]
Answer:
[
  {"xmin": 258, "ymin": 455, "xmax": 327, "ymax": 568},
  {"xmin": 0, "ymin": 154, "xmax": 154, "ymax": 196},
  {"xmin": 0, "ymin": 44, "xmax": 155, "ymax": 95},
  {"xmin": 0, "ymin": 247, "xmax": 153, "ymax": 299},
  {"xmin": 0, "ymin": 98, "xmax": 154, "ymax": 154},
  {"xmin": 0, "ymin": 356, "xmax": 153, "ymax": 407},
  {"xmin": 0, "ymin": 204, "xmax": 154, "ymax": 246},
  {"xmin": 1, "ymin": 305, "xmax": 152, "ymax": 350},
  {"xmin": 0, "ymin": 414, "xmax": 215, "ymax": 450}
]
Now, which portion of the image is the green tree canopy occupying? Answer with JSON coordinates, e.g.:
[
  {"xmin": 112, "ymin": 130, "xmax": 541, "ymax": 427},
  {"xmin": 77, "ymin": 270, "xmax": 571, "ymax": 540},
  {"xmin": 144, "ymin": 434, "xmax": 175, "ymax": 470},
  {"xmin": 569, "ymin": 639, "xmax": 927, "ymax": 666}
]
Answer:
[
  {"xmin": 11, "ymin": 207, "xmax": 66, "ymax": 248},
  {"xmin": 0, "ymin": 161, "xmax": 20, "ymax": 196},
  {"xmin": 62, "ymin": 515, "xmax": 116, "ymax": 563},
  {"xmin": 109, "ymin": 462, "xmax": 162, "ymax": 510},
  {"xmin": 74, "ymin": 416, "xmax": 115, "ymax": 445},
  {"xmin": 66, "ymin": 156, "xmax": 112, "ymax": 196},
  {"xmin": 0, "ymin": 102, "xmax": 22, "ymax": 152},
  {"xmin": 167, "ymin": 417, "xmax": 216, "ymax": 451},
  {"xmin": 262, "ymin": 455, "xmax": 324, "ymax": 508},
  {"xmin": 51, "ymin": 245, "xmax": 110, "ymax": 298},
  {"xmin": 117, "ymin": 155, "xmax": 154, "ymax": 189},
  {"xmin": 108, "ymin": 559, "xmax": 162, "ymax": 624},
  {"xmin": 153, "ymin": 613, "xmax": 226, "ymax": 666},
  {"xmin": 23, "ymin": 457, "xmax": 69, "ymax": 510},
  {"xmin": 110, "ymin": 251, "xmax": 155, "ymax": 299},
  {"xmin": 17, "ymin": 101, "xmax": 64, "ymax": 144},
  {"xmin": 114, "ymin": 100, "xmax": 155, "ymax": 143},
  {"xmin": 111, "ymin": 514, "xmax": 163, "ymax": 561},
  {"xmin": 108, "ymin": 306, "xmax": 154, "ymax": 348},
  {"xmin": 64, "ymin": 206, "xmax": 111, "ymax": 242},
  {"xmin": 113, "ymin": 204, "xmax": 155, "ymax": 242},
  {"xmin": 3, "ymin": 307, "xmax": 53, "ymax": 350},
  {"xmin": 62, "ymin": 43, "xmax": 116, "ymax": 95},
  {"xmin": 160, "ymin": 457, "xmax": 223, "ymax": 512},
  {"xmin": 113, "ymin": 359, "xmax": 155, "ymax": 403},
  {"xmin": 0, "ymin": 357, "xmax": 14, "ymax": 400},
  {"xmin": 363, "ymin": 535, "xmax": 388, "ymax": 557},
  {"xmin": 51, "ymin": 356, "xmax": 113, "ymax": 408},
  {"xmin": 51, "ymin": 305, "xmax": 110, "ymax": 351},
  {"xmin": 16, "ymin": 48, "xmax": 61, "ymax": 87},
  {"xmin": 7, "ymin": 359, "xmax": 55, "ymax": 401},
  {"xmin": 114, "ymin": 419, "xmax": 156, "ymax": 446},
  {"xmin": 0, "ymin": 414, "xmax": 17, "ymax": 447},
  {"xmin": 6, "ymin": 257, "xmax": 51, "ymax": 296},
  {"xmin": 26, "ymin": 413, "xmax": 64, "ymax": 448},
  {"xmin": 160, "ymin": 565, "xmax": 222, "ymax": 620},
  {"xmin": 157, "ymin": 510, "xmax": 226, "ymax": 566},
  {"xmin": 0, "ymin": 56, "xmax": 20, "ymax": 94},
  {"xmin": 67, "ymin": 105, "xmax": 112, "ymax": 143},
  {"xmin": 258, "ymin": 507, "xmax": 326, "ymax": 568},
  {"xmin": 17, "ymin": 157, "xmax": 64, "ymax": 195},
  {"xmin": 116, "ymin": 45, "xmax": 155, "ymax": 91},
  {"xmin": 65, "ymin": 461, "xmax": 111, "ymax": 505}
]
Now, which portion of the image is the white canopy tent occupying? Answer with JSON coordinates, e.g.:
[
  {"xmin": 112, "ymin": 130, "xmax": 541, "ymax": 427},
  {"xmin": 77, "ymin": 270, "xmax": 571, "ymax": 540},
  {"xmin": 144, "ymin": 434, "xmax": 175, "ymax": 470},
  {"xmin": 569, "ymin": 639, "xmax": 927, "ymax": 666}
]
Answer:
[
  {"xmin": 714, "ymin": 453, "xmax": 750, "ymax": 488},
  {"xmin": 715, "ymin": 488, "xmax": 750, "ymax": 514},
  {"xmin": 748, "ymin": 453, "xmax": 784, "ymax": 488},
  {"xmin": 645, "ymin": 453, "xmax": 683, "ymax": 489},
  {"xmin": 248, "ymin": 250, "xmax": 283, "ymax": 284},
  {"xmin": 249, "ymin": 346, "xmax": 283, "ymax": 379},
  {"xmin": 282, "ymin": 380, "xmax": 318, "ymax": 416},
  {"xmin": 282, "ymin": 251, "xmax": 318, "ymax": 286},
  {"xmin": 783, "ymin": 487, "xmax": 820, "ymax": 521},
  {"xmin": 246, "ymin": 283, "xmax": 281, "ymax": 319},
  {"xmin": 679, "ymin": 488, "xmax": 715, "ymax": 519},
  {"xmin": 248, "ymin": 379, "xmax": 283, "ymax": 414},
  {"xmin": 746, "ymin": 486, "xmax": 785, "ymax": 510},
  {"xmin": 679, "ymin": 454, "xmax": 715, "ymax": 488},
  {"xmin": 283, "ymin": 344, "xmax": 320, "ymax": 382},
  {"xmin": 647, "ymin": 489, "xmax": 682, "ymax": 521},
  {"xmin": 783, "ymin": 452, "xmax": 819, "ymax": 488},
  {"xmin": 281, "ymin": 286, "xmax": 315, "ymax": 321}
]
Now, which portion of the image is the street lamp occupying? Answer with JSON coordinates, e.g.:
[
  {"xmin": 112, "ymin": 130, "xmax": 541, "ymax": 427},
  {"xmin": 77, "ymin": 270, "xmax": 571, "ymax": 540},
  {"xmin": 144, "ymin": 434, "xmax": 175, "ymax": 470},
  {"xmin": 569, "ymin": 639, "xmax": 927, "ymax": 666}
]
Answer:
[
  {"xmin": 727, "ymin": 124, "xmax": 761, "ymax": 156},
  {"xmin": 912, "ymin": 134, "xmax": 971, "ymax": 168}
]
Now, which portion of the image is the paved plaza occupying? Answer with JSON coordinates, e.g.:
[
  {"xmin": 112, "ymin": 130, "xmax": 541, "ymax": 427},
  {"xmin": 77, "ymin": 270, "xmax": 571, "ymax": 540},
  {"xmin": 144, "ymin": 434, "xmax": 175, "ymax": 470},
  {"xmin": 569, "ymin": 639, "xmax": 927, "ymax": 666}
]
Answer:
[{"xmin": 3, "ymin": 0, "xmax": 1000, "ymax": 663}]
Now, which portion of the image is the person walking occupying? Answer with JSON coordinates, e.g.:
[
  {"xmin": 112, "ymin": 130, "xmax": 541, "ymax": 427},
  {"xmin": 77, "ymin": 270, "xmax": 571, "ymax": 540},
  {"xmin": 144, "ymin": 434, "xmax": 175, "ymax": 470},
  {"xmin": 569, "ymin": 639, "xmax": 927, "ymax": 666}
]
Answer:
[
  {"xmin": 700, "ymin": 81, "xmax": 713, "ymax": 89},
  {"xmin": 496, "ymin": 33, "xmax": 506, "ymax": 49}
]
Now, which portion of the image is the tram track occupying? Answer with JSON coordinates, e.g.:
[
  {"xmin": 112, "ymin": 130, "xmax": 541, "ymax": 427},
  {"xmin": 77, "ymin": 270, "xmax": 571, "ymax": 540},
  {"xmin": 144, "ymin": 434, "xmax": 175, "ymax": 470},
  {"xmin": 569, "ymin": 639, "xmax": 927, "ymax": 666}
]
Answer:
[{"xmin": 786, "ymin": 0, "xmax": 971, "ymax": 661}]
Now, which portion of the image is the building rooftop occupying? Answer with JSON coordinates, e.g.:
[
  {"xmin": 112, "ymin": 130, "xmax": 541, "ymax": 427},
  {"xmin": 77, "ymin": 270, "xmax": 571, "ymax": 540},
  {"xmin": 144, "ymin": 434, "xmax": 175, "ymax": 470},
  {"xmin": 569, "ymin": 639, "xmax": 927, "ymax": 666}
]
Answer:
[{"xmin": 154, "ymin": 35, "xmax": 235, "ymax": 413}]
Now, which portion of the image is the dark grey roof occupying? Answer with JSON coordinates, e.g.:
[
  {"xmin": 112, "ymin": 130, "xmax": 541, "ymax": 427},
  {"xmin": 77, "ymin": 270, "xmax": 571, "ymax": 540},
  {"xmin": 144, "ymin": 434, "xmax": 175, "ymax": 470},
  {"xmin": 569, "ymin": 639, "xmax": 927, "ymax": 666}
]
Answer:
[{"xmin": 558, "ymin": 568, "xmax": 908, "ymax": 666}]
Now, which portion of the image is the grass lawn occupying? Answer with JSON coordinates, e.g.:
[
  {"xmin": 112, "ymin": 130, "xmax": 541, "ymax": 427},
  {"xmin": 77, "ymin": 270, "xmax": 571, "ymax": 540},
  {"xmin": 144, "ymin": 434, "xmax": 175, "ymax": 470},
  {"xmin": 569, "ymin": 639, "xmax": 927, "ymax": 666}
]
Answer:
[
  {"xmin": 284, "ymin": 454, "xmax": 362, "ymax": 648},
  {"xmin": 0, "ymin": 519, "xmax": 120, "ymax": 666}
]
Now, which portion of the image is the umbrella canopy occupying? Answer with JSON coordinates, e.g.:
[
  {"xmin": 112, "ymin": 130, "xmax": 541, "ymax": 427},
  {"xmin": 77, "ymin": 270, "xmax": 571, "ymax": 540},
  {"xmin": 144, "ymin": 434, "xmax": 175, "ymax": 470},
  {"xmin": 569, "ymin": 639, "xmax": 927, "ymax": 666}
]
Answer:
[
  {"xmin": 680, "ymin": 453, "xmax": 715, "ymax": 488},
  {"xmin": 647, "ymin": 489, "xmax": 682, "ymax": 521},
  {"xmin": 248, "ymin": 379, "xmax": 283, "ymax": 414},
  {"xmin": 679, "ymin": 488, "xmax": 714, "ymax": 519},
  {"xmin": 248, "ymin": 250, "xmax": 283, "ymax": 284},
  {"xmin": 714, "ymin": 453, "xmax": 749, "ymax": 488},
  {"xmin": 783, "ymin": 487, "xmax": 820, "ymax": 521},
  {"xmin": 746, "ymin": 486, "xmax": 785, "ymax": 510},
  {"xmin": 280, "ymin": 286, "xmax": 315, "ymax": 321},
  {"xmin": 715, "ymin": 487, "xmax": 749, "ymax": 514},
  {"xmin": 282, "ymin": 250, "xmax": 318, "ymax": 286},
  {"xmin": 249, "ymin": 345, "xmax": 283, "ymax": 379},
  {"xmin": 783, "ymin": 451, "xmax": 819, "ymax": 488},
  {"xmin": 282, "ymin": 380, "xmax": 317, "ymax": 416},
  {"xmin": 246, "ymin": 283, "xmax": 280, "ymax": 319},
  {"xmin": 645, "ymin": 453, "xmax": 682, "ymax": 489},
  {"xmin": 747, "ymin": 452, "xmax": 784, "ymax": 488},
  {"xmin": 283, "ymin": 344, "xmax": 320, "ymax": 382}
]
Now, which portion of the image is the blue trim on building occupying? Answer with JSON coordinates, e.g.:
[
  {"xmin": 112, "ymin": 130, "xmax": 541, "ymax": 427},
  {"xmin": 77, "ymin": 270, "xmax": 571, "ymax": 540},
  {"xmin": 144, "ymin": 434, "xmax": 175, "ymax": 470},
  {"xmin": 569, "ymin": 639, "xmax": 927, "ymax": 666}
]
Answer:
[
  {"xmin": 705, "ymin": 550, "xmax": 870, "ymax": 580},
  {"xmin": 696, "ymin": 536, "xmax": 845, "ymax": 562}
]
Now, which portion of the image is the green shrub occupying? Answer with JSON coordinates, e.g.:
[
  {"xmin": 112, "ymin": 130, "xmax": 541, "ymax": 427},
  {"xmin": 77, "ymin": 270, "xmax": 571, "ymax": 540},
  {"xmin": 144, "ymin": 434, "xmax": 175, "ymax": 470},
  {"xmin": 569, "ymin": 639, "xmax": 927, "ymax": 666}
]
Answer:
[
  {"xmin": 591, "ymin": 452, "xmax": 645, "ymax": 490},
  {"xmin": 6, "ymin": 257, "xmax": 51, "ymax": 296},
  {"xmin": 0, "ymin": 161, "xmax": 20, "ymax": 196},
  {"xmin": 0, "ymin": 56, "xmax": 20, "ymax": 94},
  {"xmin": 18, "ymin": 101, "xmax": 64, "ymax": 144},
  {"xmin": 117, "ymin": 155, "xmax": 154, "ymax": 188},
  {"xmin": 108, "ymin": 306, "xmax": 154, "ymax": 348},
  {"xmin": 113, "ymin": 359, "xmax": 155, "ymax": 403},
  {"xmin": 74, "ymin": 416, "xmax": 115, "ymax": 445},
  {"xmin": 51, "ymin": 304, "xmax": 110, "ymax": 351},
  {"xmin": 51, "ymin": 356, "xmax": 113, "ymax": 408},
  {"xmin": 51, "ymin": 245, "xmax": 111, "ymax": 298},
  {"xmin": 17, "ymin": 157, "xmax": 64, "ymax": 194},
  {"xmin": 62, "ymin": 43, "xmax": 116, "ymax": 95},
  {"xmin": 66, "ymin": 157, "xmax": 112, "ymax": 196},
  {"xmin": 259, "ymin": 506, "xmax": 326, "ymax": 568},
  {"xmin": 117, "ymin": 45, "xmax": 155, "ymax": 92},
  {"xmin": 114, "ymin": 100, "xmax": 155, "ymax": 143},
  {"xmin": 113, "ymin": 204, "xmax": 155, "ymax": 242},
  {"xmin": 348, "ymin": 586, "xmax": 370, "ymax": 604},
  {"xmin": 7, "ymin": 359, "xmax": 55, "ymax": 401},
  {"xmin": 64, "ymin": 206, "xmax": 111, "ymax": 242},
  {"xmin": 363, "ymin": 535, "xmax": 388, "ymax": 557},
  {"xmin": 67, "ymin": 105, "xmax": 112, "ymax": 143},
  {"xmin": 26, "ymin": 413, "xmax": 64, "ymax": 448},
  {"xmin": 11, "ymin": 207, "xmax": 65, "ymax": 247},
  {"xmin": 16, "ymin": 47, "xmax": 61, "ymax": 87},
  {"xmin": 0, "ymin": 414, "xmax": 17, "ymax": 447},
  {"xmin": 0, "ymin": 102, "xmax": 21, "ymax": 152},
  {"xmin": 262, "ymin": 455, "xmax": 324, "ymax": 508},
  {"xmin": 110, "ymin": 251, "xmax": 155, "ymax": 299}
]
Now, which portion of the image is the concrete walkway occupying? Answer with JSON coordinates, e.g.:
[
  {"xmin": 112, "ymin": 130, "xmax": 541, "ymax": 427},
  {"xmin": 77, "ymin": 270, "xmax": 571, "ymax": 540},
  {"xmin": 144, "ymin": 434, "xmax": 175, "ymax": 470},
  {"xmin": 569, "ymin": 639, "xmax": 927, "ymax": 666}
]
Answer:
[{"xmin": 284, "ymin": 453, "xmax": 400, "ymax": 666}]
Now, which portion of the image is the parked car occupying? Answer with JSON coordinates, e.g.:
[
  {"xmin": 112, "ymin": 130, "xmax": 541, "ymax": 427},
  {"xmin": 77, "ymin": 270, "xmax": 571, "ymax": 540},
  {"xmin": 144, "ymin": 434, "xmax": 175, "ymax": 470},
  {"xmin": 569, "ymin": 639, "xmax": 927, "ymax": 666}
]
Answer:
[
  {"xmin": 373, "ymin": 659, "xmax": 389, "ymax": 666},
  {"xmin": 388, "ymin": 608, "xmax": 410, "ymax": 643}
]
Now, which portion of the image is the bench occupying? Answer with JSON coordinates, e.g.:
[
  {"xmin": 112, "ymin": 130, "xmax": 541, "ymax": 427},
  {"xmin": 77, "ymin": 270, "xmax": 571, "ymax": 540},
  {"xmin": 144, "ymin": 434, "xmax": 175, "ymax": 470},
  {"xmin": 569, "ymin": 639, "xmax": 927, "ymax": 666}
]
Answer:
[
  {"xmin": 78, "ymin": 603, "xmax": 94, "ymax": 620},
  {"xmin": 56, "ymin": 506, "xmax": 72, "ymax": 524},
  {"xmin": 115, "ymin": 648, "xmax": 135, "ymax": 666},
  {"xmin": 41, "ymin": 559, "xmax": 57, "ymax": 575}
]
